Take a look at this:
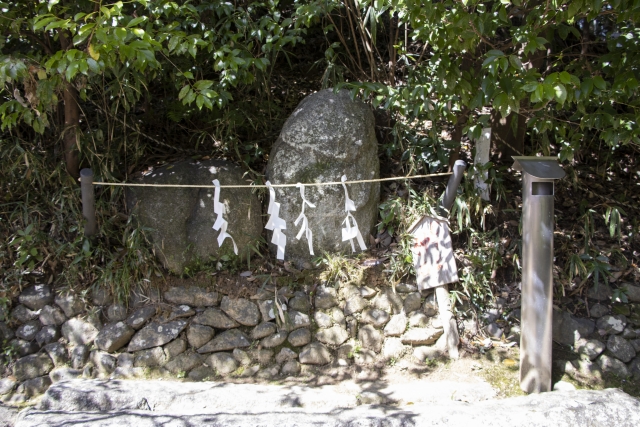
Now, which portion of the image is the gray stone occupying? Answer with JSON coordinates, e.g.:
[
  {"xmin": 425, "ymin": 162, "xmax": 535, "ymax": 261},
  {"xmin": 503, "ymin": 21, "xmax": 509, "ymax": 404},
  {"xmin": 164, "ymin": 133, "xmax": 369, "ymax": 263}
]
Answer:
[
  {"xmin": 358, "ymin": 324, "xmax": 383, "ymax": 352},
  {"xmin": 486, "ymin": 322, "xmax": 504, "ymax": 339},
  {"xmin": 135, "ymin": 347, "xmax": 167, "ymax": 368},
  {"xmin": 587, "ymin": 283, "xmax": 612, "ymax": 301},
  {"xmin": 13, "ymin": 353, "xmax": 53, "ymax": 381},
  {"xmin": 111, "ymin": 366, "xmax": 145, "ymax": 380},
  {"xmin": 238, "ymin": 365, "xmax": 260, "ymax": 378},
  {"xmin": 9, "ymin": 339, "xmax": 39, "ymax": 357},
  {"xmin": 409, "ymin": 312, "xmax": 429, "ymax": 328},
  {"xmin": 596, "ymin": 314, "xmax": 627, "ymax": 334},
  {"xmin": 286, "ymin": 310, "xmax": 311, "ymax": 330},
  {"xmin": 17, "ymin": 376, "xmax": 51, "ymax": 397},
  {"xmin": 346, "ymin": 317, "xmax": 358, "ymax": 338},
  {"xmin": 252, "ymin": 349, "xmax": 274, "ymax": 365},
  {"xmin": 197, "ymin": 329, "xmax": 251, "ymax": 353},
  {"xmin": 118, "ymin": 353, "xmax": 135, "ymax": 368},
  {"xmin": 354, "ymin": 349, "xmax": 377, "ymax": 365},
  {"xmin": 413, "ymin": 346, "xmax": 443, "ymax": 362},
  {"xmin": 552, "ymin": 310, "xmax": 595, "ymax": 345},
  {"xmin": 126, "ymin": 306, "xmax": 156, "ymax": 330},
  {"xmin": 261, "ymin": 331, "xmax": 288, "ymax": 348},
  {"xmin": 206, "ymin": 352, "xmax": 238, "ymax": 375},
  {"xmin": 107, "ymin": 304, "xmax": 128, "ymax": 322},
  {"xmin": 576, "ymin": 338, "xmax": 606, "ymax": 361},
  {"xmin": 629, "ymin": 356, "xmax": 640, "ymax": 380},
  {"xmin": 90, "ymin": 351, "xmax": 117, "ymax": 375},
  {"xmin": 232, "ymin": 348, "xmax": 252, "ymax": 366},
  {"xmin": 625, "ymin": 284, "xmax": 640, "ymax": 303},
  {"xmin": 257, "ymin": 299, "xmax": 275, "ymax": 322},
  {"xmin": 360, "ymin": 286, "xmax": 377, "ymax": 299},
  {"xmin": 221, "ymin": 296, "xmax": 260, "ymax": 326},
  {"xmin": 288, "ymin": 328, "xmax": 311, "ymax": 347},
  {"xmin": 330, "ymin": 307, "xmax": 347, "ymax": 328},
  {"xmin": 382, "ymin": 338, "xmax": 405, "ymax": 360},
  {"xmin": 403, "ymin": 292, "xmax": 422, "ymax": 314},
  {"xmin": 0, "ymin": 322, "xmax": 14, "ymax": 341},
  {"xmin": 281, "ymin": 360, "xmax": 301, "ymax": 376},
  {"xmin": 127, "ymin": 320, "xmax": 188, "ymax": 352},
  {"xmin": 396, "ymin": 283, "xmax": 417, "ymax": 293},
  {"xmin": 62, "ymin": 317, "xmax": 100, "ymax": 346},
  {"xmin": 16, "ymin": 320, "xmax": 40, "ymax": 341},
  {"xmin": 384, "ymin": 313, "xmax": 408, "ymax": 337},
  {"xmin": 49, "ymin": 367, "xmax": 83, "ymax": 383},
  {"xmin": 316, "ymin": 325, "xmax": 349, "ymax": 346},
  {"xmin": 187, "ymin": 324, "xmax": 215, "ymax": 349},
  {"xmin": 622, "ymin": 327, "xmax": 638, "ymax": 340},
  {"xmin": 164, "ymin": 351, "xmax": 203, "ymax": 374},
  {"xmin": 423, "ymin": 293, "xmax": 438, "ymax": 316},
  {"xmin": 55, "ymin": 293, "xmax": 85, "ymax": 318},
  {"xmin": 95, "ymin": 322, "xmax": 135, "ymax": 352},
  {"xmin": 164, "ymin": 338, "xmax": 187, "ymax": 360},
  {"xmin": 91, "ymin": 288, "xmax": 112, "ymax": 306},
  {"xmin": 188, "ymin": 365, "xmax": 215, "ymax": 381},
  {"xmin": 299, "ymin": 342, "xmax": 331, "ymax": 365},
  {"xmin": 36, "ymin": 325, "xmax": 60, "ymax": 346},
  {"xmin": 169, "ymin": 304, "xmax": 195, "ymax": 320},
  {"xmin": 631, "ymin": 339, "xmax": 640, "ymax": 352},
  {"xmin": 598, "ymin": 354, "xmax": 630, "ymax": 378},
  {"xmin": 590, "ymin": 303, "xmax": 609, "ymax": 318},
  {"xmin": 19, "ymin": 284, "xmax": 54, "ymax": 310},
  {"xmin": 266, "ymin": 89, "xmax": 380, "ymax": 264},
  {"xmin": 401, "ymin": 327, "xmax": 444, "ymax": 346},
  {"xmin": 275, "ymin": 348, "xmax": 298, "ymax": 364},
  {"xmin": 361, "ymin": 308, "xmax": 390, "ymax": 328},
  {"xmin": 11, "ymin": 304, "xmax": 38, "ymax": 323},
  {"xmin": 192, "ymin": 308, "xmax": 239, "ymax": 329},
  {"xmin": 251, "ymin": 322, "xmax": 277, "ymax": 340},
  {"xmin": 43, "ymin": 342, "xmax": 68, "ymax": 366},
  {"xmin": 314, "ymin": 311, "xmax": 332, "ymax": 328},
  {"xmin": 71, "ymin": 345, "xmax": 89, "ymax": 369},
  {"xmin": 288, "ymin": 296, "xmax": 310, "ymax": 313},
  {"xmin": 39, "ymin": 305, "xmax": 66, "ymax": 326},
  {"xmin": 607, "ymin": 335, "xmax": 636, "ymax": 363},
  {"xmin": 126, "ymin": 159, "xmax": 263, "ymax": 273},
  {"xmin": 371, "ymin": 289, "xmax": 403, "ymax": 314},
  {"xmin": 314, "ymin": 287, "xmax": 338, "ymax": 309},
  {"xmin": 164, "ymin": 286, "xmax": 219, "ymax": 307},
  {"xmin": 336, "ymin": 341, "xmax": 355, "ymax": 366},
  {"xmin": 344, "ymin": 295, "xmax": 367, "ymax": 316},
  {"xmin": 0, "ymin": 378, "xmax": 16, "ymax": 395}
]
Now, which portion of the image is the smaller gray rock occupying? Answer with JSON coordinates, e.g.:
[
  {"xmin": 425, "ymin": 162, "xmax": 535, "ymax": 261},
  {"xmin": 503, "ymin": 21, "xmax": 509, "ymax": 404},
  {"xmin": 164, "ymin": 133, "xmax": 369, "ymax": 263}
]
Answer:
[
  {"xmin": 596, "ymin": 314, "xmax": 627, "ymax": 334},
  {"xmin": 314, "ymin": 311, "xmax": 332, "ymax": 328},
  {"xmin": 118, "ymin": 353, "xmax": 134, "ymax": 368},
  {"xmin": 403, "ymin": 292, "xmax": 422, "ymax": 314},
  {"xmin": 275, "ymin": 348, "xmax": 298, "ymax": 364},
  {"xmin": 347, "ymin": 317, "xmax": 358, "ymax": 338},
  {"xmin": 207, "ymin": 352, "xmax": 238, "ymax": 375},
  {"xmin": 261, "ymin": 331, "xmax": 288, "ymax": 348},
  {"xmin": 344, "ymin": 295, "xmax": 367, "ymax": 316},
  {"xmin": 314, "ymin": 287, "xmax": 338, "ymax": 309},
  {"xmin": 384, "ymin": 313, "xmax": 408, "ymax": 337},
  {"xmin": 288, "ymin": 328, "xmax": 311, "ymax": 347},
  {"xmin": 164, "ymin": 351, "xmax": 203, "ymax": 374},
  {"xmin": 288, "ymin": 296, "xmax": 310, "ymax": 313},
  {"xmin": 127, "ymin": 320, "xmax": 188, "ymax": 352},
  {"xmin": 192, "ymin": 308, "xmax": 239, "ymax": 329},
  {"xmin": 43, "ymin": 342, "xmax": 68, "ymax": 366},
  {"xmin": 631, "ymin": 339, "xmax": 640, "ymax": 352},
  {"xmin": 625, "ymin": 284, "xmax": 640, "ymax": 303},
  {"xmin": 92, "ymin": 288, "xmax": 112, "ymax": 306},
  {"xmin": 170, "ymin": 304, "xmax": 195, "ymax": 320},
  {"xmin": 423, "ymin": 293, "xmax": 438, "ymax": 317},
  {"xmin": 251, "ymin": 322, "xmax": 277, "ymax": 340},
  {"xmin": 361, "ymin": 308, "xmax": 390, "ymax": 328},
  {"xmin": 16, "ymin": 320, "xmax": 40, "ymax": 341},
  {"xmin": 281, "ymin": 360, "xmax": 301, "ymax": 375},
  {"xmin": 36, "ymin": 325, "xmax": 60, "ymax": 346},
  {"xmin": 71, "ymin": 345, "xmax": 90, "ymax": 369},
  {"xmin": 576, "ymin": 338, "xmax": 606, "ymax": 361},
  {"xmin": 358, "ymin": 324, "xmax": 383, "ymax": 352},
  {"xmin": 258, "ymin": 300, "xmax": 276, "ymax": 321},
  {"xmin": 0, "ymin": 378, "xmax": 17, "ymax": 395},
  {"xmin": 413, "ymin": 346, "xmax": 443, "ymax": 362},
  {"xmin": 126, "ymin": 306, "xmax": 156, "ymax": 330},
  {"xmin": 299, "ymin": 342, "xmax": 331, "ymax": 365},
  {"xmin": 252, "ymin": 349, "xmax": 274, "ymax": 365},
  {"xmin": 408, "ymin": 312, "xmax": 429, "ymax": 328},
  {"xmin": 164, "ymin": 338, "xmax": 187, "ymax": 360},
  {"xmin": 329, "ymin": 307, "xmax": 347, "ymax": 328},
  {"xmin": 197, "ymin": 329, "xmax": 251, "ymax": 353},
  {"xmin": 598, "ymin": 354, "xmax": 630, "ymax": 378},
  {"xmin": 11, "ymin": 305, "xmax": 38, "ymax": 323},
  {"xmin": 286, "ymin": 310, "xmax": 311, "ymax": 331},
  {"xmin": 17, "ymin": 376, "xmax": 51, "ymax": 397},
  {"xmin": 607, "ymin": 335, "xmax": 636, "ymax": 363},
  {"xmin": 238, "ymin": 365, "xmax": 260, "ymax": 378},
  {"xmin": 95, "ymin": 322, "xmax": 135, "ymax": 352},
  {"xmin": 232, "ymin": 348, "xmax": 252, "ymax": 366},
  {"xmin": 188, "ymin": 365, "xmax": 215, "ymax": 381},
  {"xmin": 486, "ymin": 323, "xmax": 504, "ymax": 339},
  {"xmin": 13, "ymin": 353, "xmax": 53, "ymax": 381},
  {"xmin": 55, "ymin": 293, "xmax": 85, "ymax": 318},
  {"xmin": 354, "ymin": 349, "xmax": 377, "ymax": 365},
  {"xmin": 107, "ymin": 304, "xmax": 127, "ymax": 322},
  {"xmin": 401, "ymin": 327, "xmax": 444, "ymax": 345},
  {"xmin": 382, "ymin": 338, "xmax": 405, "ymax": 360},
  {"xmin": 187, "ymin": 324, "xmax": 215, "ymax": 349},
  {"xmin": 19, "ymin": 284, "xmax": 54, "ymax": 310},
  {"xmin": 587, "ymin": 283, "xmax": 612, "ymax": 301},
  {"xmin": 62, "ymin": 317, "xmax": 99, "ymax": 346},
  {"xmin": 134, "ymin": 347, "xmax": 167, "ymax": 367},
  {"xmin": 164, "ymin": 287, "xmax": 219, "ymax": 307},
  {"xmin": 622, "ymin": 327, "xmax": 638, "ymax": 340},
  {"xmin": 49, "ymin": 367, "xmax": 83, "ymax": 383},
  {"xmin": 373, "ymin": 289, "xmax": 403, "ymax": 314},
  {"xmin": 589, "ymin": 303, "xmax": 609, "ymax": 318},
  {"xmin": 9, "ymin": 339, "xmax": 39, "ymax": 357},
  {"xmin": 0, "ymin": 322, "xmax": 14, "ymax": 341},
  {"xmin": 316, "ymin": 325, "xmax": 349, "ymax": 346},
  {"xmin": 221, "ymin": 296, "xmax": 260, "ymax": 326},
  {"xmin": 90, "ymin": 351, "xmax": 117, "ymax": 375},
  {"xmin": 396, "ymin": 283, "xmax": 417, "ymax": 293},
  {"xmin": 360, "ymin": 286, "xmax": 378, "ymax": 298},
  {"xmin": 39, "ymin": 305, "xmax": 66, "ymax": 326}
]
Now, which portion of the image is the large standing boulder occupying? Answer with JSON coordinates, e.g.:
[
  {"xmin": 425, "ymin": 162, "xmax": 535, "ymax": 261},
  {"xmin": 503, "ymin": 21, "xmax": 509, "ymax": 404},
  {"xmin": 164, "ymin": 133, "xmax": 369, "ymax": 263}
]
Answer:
[
  {"xmin": 126, "ymin": 159, "xmax": 262, "ymax": 273},
  {"xmin": 266, "ymin": 89, "xmax": 380, "ymax": 265}
]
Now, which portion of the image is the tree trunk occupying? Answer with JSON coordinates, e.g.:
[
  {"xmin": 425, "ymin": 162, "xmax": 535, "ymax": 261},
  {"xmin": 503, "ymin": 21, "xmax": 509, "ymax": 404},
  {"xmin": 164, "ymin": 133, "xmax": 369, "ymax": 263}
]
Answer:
[{"xmin": 59, "ymin": 30, "xmax": 80, "ymax": 178}]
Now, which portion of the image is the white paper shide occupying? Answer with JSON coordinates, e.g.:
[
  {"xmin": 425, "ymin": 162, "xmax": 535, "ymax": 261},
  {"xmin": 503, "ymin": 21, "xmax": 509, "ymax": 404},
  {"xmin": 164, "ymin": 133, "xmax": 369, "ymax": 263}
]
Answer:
[{"xmin": 211, "ymin": 179, "xmax": 238, "ymax": 255}]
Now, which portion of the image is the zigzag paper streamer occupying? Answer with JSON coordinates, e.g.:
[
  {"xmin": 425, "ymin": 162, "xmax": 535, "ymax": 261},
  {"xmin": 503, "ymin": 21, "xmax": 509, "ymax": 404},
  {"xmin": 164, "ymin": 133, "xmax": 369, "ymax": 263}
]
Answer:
[
  {"xmin": 294, "ymin": 183, "xmax": 316, "ymax": 256},
  {"xmin": 265, "ymin": 181, "xmax": 287, "ymax": 260},
  {"xmin": 212, "ymin": 179, "xmax": 238, "ymax": 255},
  {"xmin": 340, "ymin": 175, "xmax": 367, "ymax": 252}
]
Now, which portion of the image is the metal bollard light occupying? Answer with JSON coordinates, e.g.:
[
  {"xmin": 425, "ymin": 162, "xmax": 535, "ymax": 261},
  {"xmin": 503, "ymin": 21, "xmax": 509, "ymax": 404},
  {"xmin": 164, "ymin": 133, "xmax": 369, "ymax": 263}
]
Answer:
[
  {"xmin": 80, "ymin": 168, "xmax": 97, "ymax": 240},
  {"xmin": 512, "ymin": 156, "xmax": 565, "ymax": 393}
]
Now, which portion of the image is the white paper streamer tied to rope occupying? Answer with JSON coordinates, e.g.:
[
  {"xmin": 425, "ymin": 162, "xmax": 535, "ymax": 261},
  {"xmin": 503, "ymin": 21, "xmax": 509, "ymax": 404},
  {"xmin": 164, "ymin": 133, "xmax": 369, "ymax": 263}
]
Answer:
[
  {"xmin": 294, "ymin": 183, "xmax": 316, "ymax": 256},
  {"xmin": 265, "ymin": 181, "xmax": 287, "ymax": 260},
  {"xmin": 212, "ymin": 179, "xmax": 238, "ymax": 255},
  {"xmin": 340, "ymin": 175, "xmax": 367, "ymax": 252}
]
